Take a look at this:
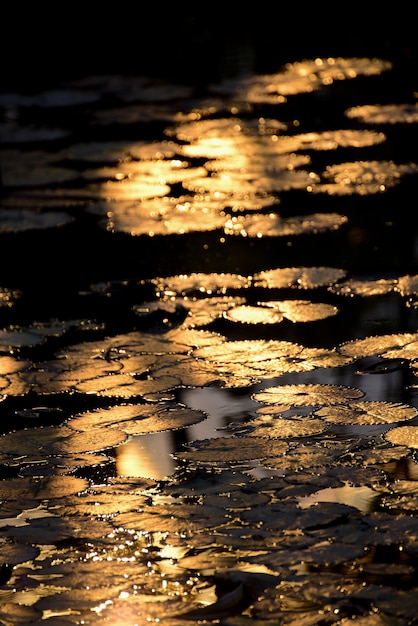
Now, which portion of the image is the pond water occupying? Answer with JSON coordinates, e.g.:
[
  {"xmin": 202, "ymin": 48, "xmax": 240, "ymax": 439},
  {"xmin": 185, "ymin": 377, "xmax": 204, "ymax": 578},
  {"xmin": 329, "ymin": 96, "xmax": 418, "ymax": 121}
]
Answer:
[{"xmin": 2, "ymin": 39, "xmax": 418, "ymax": 624}]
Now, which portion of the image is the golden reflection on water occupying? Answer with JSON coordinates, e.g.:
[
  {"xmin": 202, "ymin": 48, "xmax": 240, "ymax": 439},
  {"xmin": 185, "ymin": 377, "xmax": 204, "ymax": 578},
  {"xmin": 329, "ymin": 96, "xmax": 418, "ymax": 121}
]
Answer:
[{"xmin": 116, "ymin": 434, "xmax": 176, "ymax": 480}]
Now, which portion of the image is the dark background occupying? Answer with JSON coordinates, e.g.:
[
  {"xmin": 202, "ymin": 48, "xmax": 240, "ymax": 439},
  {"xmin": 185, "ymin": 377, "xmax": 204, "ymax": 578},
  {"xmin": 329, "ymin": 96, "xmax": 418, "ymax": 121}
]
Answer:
[{"xmin": 2, "ymin": 7, "xmax": 418, "ymax": 91}]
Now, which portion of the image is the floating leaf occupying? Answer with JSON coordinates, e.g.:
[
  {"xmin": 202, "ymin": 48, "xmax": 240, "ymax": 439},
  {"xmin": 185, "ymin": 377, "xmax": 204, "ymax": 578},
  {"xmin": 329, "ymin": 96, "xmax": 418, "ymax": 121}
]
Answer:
[
  {"xmin": 253, "ymin": 383, "xmax": 364, "ymax": 406},
  {"xmin": 194, "ymin": 339, "xmax": 302, "ymax": 365},
  {"xmin": 104, "ymin": 199, "xmax": 227, "ymax": 236},
  {"xmin": 329, "ymin": 277, "xmax": 397, "ymax": 297},
  {"xmin": 396, "ymin": 273, "xmax": 418, "ymax": 297},
  {"xmin": 253, "ymin": 266, "xmax": 347, "ymax": 289},
  {"xmin": 338, "ymin": 333, "xmax": 418, "ymax": 359},
  {"xmin": 175, "ymin": 436, "xmax": 288, "ymax": 467},
  {"xmin": 312, "ymin": 160, "xmax": 418, "ymax": 195},
  {"xmin": 223, "ymin": 212, "xmax": 347, "ymax": 237},
  {"xmin": 315, "ymin": 401, "xmax": 418, "ymax": 425},
  {"xmin": 247, "ymin": 416, "xmax": 329, "ymax": 438},
  {"xmin": 152, "ymin": 272, "xmax": 251, "ymax": 297},
  {"xmin": 224, "ymin": 305, "xmax": 284, "ymax": 325},
  {"xmin": 259, "ymin": 300, "xmax": 339, "ymax": 322},
  {"xmin": 0, "ymin": 424, "xmax": 127, "ymax": 456},
  {"xmin": 346, "ymin": 102, "xmax": 418, "ymax": 124},
  {"xmin": 385, "ymin": 426, "xmax": 418, "ymax": 448},
  {"xmin": 0, "ymin": 475, "xmax": 88, "ymax": 501},
  {"xmin": 67, "ymin": 403, "xmax": 207, "ymax": 434}
]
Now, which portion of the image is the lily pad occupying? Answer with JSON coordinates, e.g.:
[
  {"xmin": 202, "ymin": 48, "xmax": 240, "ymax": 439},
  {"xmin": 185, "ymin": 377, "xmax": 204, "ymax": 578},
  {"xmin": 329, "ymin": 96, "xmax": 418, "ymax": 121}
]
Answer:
[
  {"xmin": 223, "ymin": 212, "xmax": 347, "ymax": 237},
  {"xmin": 175, "ymin": 436, "xmax": 288, "ymax": 466},
  {"xmin": 385, "ymin": 426, "xmax": 418, "ymax": 448},
  {"xmin": 314, "ymin": 401, "xmax": 418, "ymax": 425},
  {"xmin": 253, "ymin": 266, "xmax": 347, "ymax": 289},
  {"xmin": 253, "ymin": 383, "xmax": 364, "ymax": 406},
  {"xmin": 67, "ymin": 403, "xmax": 207, "ymax": 434}
]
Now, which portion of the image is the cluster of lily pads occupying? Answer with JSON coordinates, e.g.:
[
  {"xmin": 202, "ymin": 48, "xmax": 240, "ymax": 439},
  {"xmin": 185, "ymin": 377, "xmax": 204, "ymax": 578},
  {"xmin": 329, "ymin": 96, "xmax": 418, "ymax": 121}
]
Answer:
[{"xmin": 1, "ymin": 56, "xmax": 418, "ymax": 623}]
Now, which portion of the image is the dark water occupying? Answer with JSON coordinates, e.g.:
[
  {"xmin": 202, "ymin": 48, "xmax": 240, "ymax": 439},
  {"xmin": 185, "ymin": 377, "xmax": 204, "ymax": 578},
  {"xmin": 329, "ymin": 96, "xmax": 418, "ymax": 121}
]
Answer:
[{"xmin": 2, "ymin": 19, "xmax": 418, "ymax": 624}]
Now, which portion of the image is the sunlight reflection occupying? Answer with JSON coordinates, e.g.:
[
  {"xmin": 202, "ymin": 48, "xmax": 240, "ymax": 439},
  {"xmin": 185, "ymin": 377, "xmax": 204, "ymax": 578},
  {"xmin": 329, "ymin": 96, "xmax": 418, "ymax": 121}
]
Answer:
[{"xmin": 116, "ymin": 433, "xmax": 176, "ymax": 480}]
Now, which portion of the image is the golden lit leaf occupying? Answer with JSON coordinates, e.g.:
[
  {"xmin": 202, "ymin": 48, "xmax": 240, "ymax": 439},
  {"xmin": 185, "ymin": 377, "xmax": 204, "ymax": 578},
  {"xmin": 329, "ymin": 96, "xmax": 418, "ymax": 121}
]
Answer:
[
  {"xmin": 224, "ymin": 305, "xmax": 284, "ymax": 325},
  {"xmin": 312, "ymin": 160, "xmax": 418, "ymax": 195},
  {"xmin": 152, "ymin": 272, "xmax": 251, "ymax": 296},
  {"xmin": 175, "ymin": 436, "xmax": 288, "ymax": 466},
  {"xmin": 397, "ymin": 273, "xmax": 418, "ymax": 297},
  {"xmin": 315, "ymin": 401, "xmax": 418, "ymax": 425},
  {"xmin": 89, "ymin": 178, "xmax": 170, "ymax": 201},
  {"xmin": 223, "ymin": 212, "xmax": 347, "ymax": 237},
  {"xmin": 346, "ymin": 102, "xmax": 418, "ymax": 124},
  {"xmin": 193, "ymin": 339, "xmax": 303, "ymax": 364},
  {"xmin": 254, "ymin": 383, "xmax": 364, "ymax": 406},
  {"xmin": 259, "ymin": 300, "xmax": 339, "ymax": 322},
  {"xmin": 253, "ymin": 266, "xmax": 346, "ymax": 289},
  {"xmin": 0, "ymin": 475, "xmax": 88, "ymax": 501},
  {"xmin": 247, "ymin": 416, "xmax": 329, "ymax": 438},
  {"xmin": 329, "ymin": 277, "xmax": 397, "ymax": 296},
  {"xmin": 67, "ymin": 403, "xmax": 207, "ymax": 434},
  {"xmin": 385, "ymin": 426, "xmax": 418, "ymax": 448},
  {"xmin": 338, "ymin": 333, "xmax": 418, "ymax": 359},
  {"xmin": 0, "ymin": 424, "xmax": 127, "ymax": 456},
  {"xmin": 206, "ymin": 152, "xmax": 311, "ymax": 173}
]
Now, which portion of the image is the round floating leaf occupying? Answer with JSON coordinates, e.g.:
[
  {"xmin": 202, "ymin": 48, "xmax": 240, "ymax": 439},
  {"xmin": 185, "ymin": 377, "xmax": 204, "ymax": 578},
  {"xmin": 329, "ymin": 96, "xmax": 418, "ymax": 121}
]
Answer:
[
  {"xmin": 105, "ymin": 201, "xmax": 227, "ymax": 236},
  {"xmin": 175, "ymin": 436, "xmax": 288, "ymax": 466},
  {"xmin": 253, "ymin": 266, "xmax": 347, "ymax": 289},
  {"xmin": 223, "ymin": 212, "xmax": 347, "ymax": 238},
  {"xmin": 247, "ymin": 416, "xmax": 329, "ymax": 438},
  {"xmin": 329, "ymin": 277, "xmax": 397, "ymax": 297},
  {"xmin": 338, "ymin": 333, "xmax": 418, "ymax": 360},
  {"xmin": 385, "ymin": 426, "xmax": 418, "ymax": 448},
  {"xmin": 151, "ymin": 272, "xmax": 251, "ymax": 296},
  {"xmin": 68, "ymin": 402, "xmax": 207, "ymax": 434},
  {"xmin": 258, "ymin": 300, "xmax": 339, "ymax": 322},
  {"xmin": 346, "ymin": 102, "xmax": 418, "ymax": 124},
  {"xmin": 312, "ymin": 160, "xmax": 418, "ymax": 195},
  {"xmin": 88, "ymin": 178, "xmax": 170, "ymax": 201},
  {"xmin": 0, "ymin": 475, "xmax": 88, "ymax": 500},
  {"xmin": 0, "ymin": 424, "xmax": 127, "ymax": 456},
  {"xmin": 253, "ymin": 383, "xmax": 364, "ymax": 406},
  {"xmin": 224, "ymin": 305, "xmax": 284, "ymax": 325},
  {"xmin": 315, "ymin": 401, "xmax": 418, "ymax": 425},
  {"xmin": 193, "ymin": 339, "xmax": 302, "ymax": 364}
]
